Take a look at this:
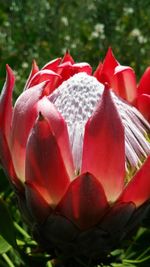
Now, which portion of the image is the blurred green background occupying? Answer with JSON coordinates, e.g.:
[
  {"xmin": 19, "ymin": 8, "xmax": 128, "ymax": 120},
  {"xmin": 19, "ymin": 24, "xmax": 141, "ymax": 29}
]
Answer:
[
  {"xmin": 0, "ymin": 0, "xmax": 150, "ymax": 266},
  {"xmin": 0, "ymin": 0, "xmax": 150, "ymax": 93}
]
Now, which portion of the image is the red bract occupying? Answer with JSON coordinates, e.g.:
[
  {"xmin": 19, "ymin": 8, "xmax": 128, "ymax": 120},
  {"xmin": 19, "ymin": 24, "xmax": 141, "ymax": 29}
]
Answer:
[
  {"xmin": 94, "ymin": 47, "xmax": 150, "ymax": 121},
  {"xmin": 0, "ymin": 50, "xmax": 150, "ymax": 265}
]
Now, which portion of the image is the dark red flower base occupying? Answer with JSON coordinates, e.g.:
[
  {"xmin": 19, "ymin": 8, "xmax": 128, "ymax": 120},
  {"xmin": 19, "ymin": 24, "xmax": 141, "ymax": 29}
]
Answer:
[{"xmin": 31, "ymin": 201, "xmax": 150, "ymax": 267}]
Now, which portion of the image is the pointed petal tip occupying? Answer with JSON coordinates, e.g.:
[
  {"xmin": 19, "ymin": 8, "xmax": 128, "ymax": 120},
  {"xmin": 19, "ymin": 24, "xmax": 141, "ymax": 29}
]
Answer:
[
  {"xmin": 32, "ymin": 59, "xmax": 37, "ymax": 64},
  {"xmin": 62, "ymin": 50, "xmax": 74, "ymax": 64},
  {"xmin": 82, "ymin": 84, "xmax": 125, "ymax": 202},
  {"xmin": 108, "ymin": 46, "xmax": 113, "ymax": 53},
  {"xmin": 32, "ymin": 59, "xmax": 39, "ymax": 70},
  {"xmin": 23, "ymin": 60, "xmax": 39, "ymax": 90},
  {"xmin": 6, "ymin": 63, "xmax": 11, "ymax": 71},
  {"xmin": 38, "ymin": 111, "xmax": 44, "ymax": 121},
  {"xmin": 36, "ymin": 97, "xmax": 75, "ymax": 178},
  {"xmin": 105, "ymin": 46, "xmax": 119, "ymax": 65},
  {"xmin": 104, "ymin": 82, "xmax": 110, "ymax": 90},
  {"xmin": 0, "ymin": 62, "xmax": 15, "ymax": 137},
  {"xmin": 25, "ymin": 114, "xmax": 70, "ymax": 207},
  {"xmin": 5, "ymin": 64, "xmax": 15, "ymax": 81},
  {"xmin": 6, "ymin": 63, "xmax": 12, "ymax": 70},
  {"xmin": 65, "ymin": 48, "xmax": 69, "ymax": 54},
  {"xmin": 106, "ymin": 46, "xmax": 115, "ymax": 57}
]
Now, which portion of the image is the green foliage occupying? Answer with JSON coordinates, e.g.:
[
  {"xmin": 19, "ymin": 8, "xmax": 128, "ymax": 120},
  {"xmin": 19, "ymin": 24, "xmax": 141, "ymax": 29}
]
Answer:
[
  {"xmin": 0, "ymin": 236, "xmax": 11, "ymax": 254},
  {"xmin": 0, "ymin": 0, "xmax": 150, "ymax": 93},
  {"xmin": 0, "ymin": 198, "xmax": 17, "ymax": 249}
]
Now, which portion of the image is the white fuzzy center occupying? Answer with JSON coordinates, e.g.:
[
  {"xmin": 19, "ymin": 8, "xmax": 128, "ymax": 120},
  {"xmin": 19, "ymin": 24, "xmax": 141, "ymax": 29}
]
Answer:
[{"xmin": 49, "ymin": 72, "xmax": 150, "ymax": 174}]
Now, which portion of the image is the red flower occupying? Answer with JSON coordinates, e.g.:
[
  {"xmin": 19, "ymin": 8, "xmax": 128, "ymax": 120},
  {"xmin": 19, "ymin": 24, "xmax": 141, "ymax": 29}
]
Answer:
[
  {"xmin": 94, "ymin": 47, "xmax": 150, "ymax": 122},
  {"xmin": 0, "ymin": 50, "xmax": 150, "ymax": 264}
]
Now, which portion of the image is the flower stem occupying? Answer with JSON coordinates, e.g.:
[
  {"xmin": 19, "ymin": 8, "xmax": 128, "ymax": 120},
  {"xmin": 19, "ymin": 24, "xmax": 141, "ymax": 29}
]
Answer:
[
  {"xmin": 2, "ymin": 253, "xmax": 15, "ymax": 267},
  {"xmin": 14, "ymin": 222, "xmax": 30, "ymax": 239}
]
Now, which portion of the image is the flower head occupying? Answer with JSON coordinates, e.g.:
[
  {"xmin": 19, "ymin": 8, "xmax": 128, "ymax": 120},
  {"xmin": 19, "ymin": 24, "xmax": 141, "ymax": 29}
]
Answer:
[{"xmin": 0, "ymin": 49, "xmax": 150, "ymax": 264}]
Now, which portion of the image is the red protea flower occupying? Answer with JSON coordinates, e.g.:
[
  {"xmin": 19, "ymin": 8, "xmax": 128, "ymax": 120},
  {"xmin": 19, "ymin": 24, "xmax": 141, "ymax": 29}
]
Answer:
[
  {"xmin": 95, "ymin": 47, "xmax": 150, "ymax": 122},
  {"xmin": 0, "ymin": 50, "xmax": 150, "ymax": 266}
]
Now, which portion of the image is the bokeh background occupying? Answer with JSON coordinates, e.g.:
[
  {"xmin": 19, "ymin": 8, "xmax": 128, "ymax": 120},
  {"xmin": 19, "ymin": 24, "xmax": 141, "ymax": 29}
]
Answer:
[
  {"xmin": 0, "ymin": 1, "xmax": 150, "ymax": 266},
  {"xmin": 0, "ymin": 0, "xmax": 150, "ymax": 92}
]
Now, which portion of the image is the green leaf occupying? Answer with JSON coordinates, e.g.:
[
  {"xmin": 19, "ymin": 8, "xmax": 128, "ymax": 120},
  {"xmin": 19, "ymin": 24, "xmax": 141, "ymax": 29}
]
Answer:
[
  {"xmin": 0, "ymin": 198, "xmax": 17, "ymax": 249},
  {"xmin": 0, "ymin": 235, "xmax": 11, "ymax": 254}
]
